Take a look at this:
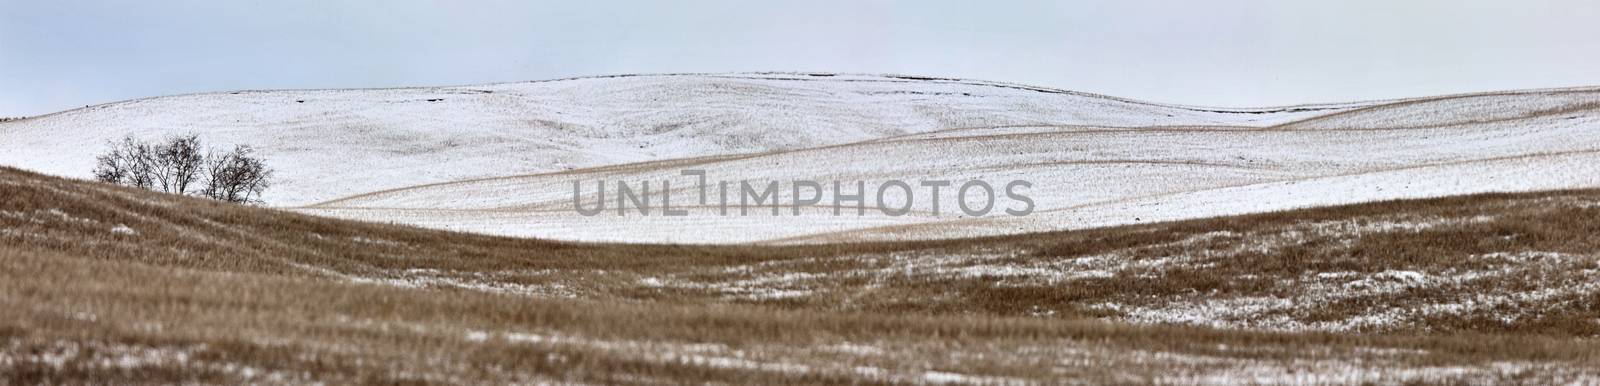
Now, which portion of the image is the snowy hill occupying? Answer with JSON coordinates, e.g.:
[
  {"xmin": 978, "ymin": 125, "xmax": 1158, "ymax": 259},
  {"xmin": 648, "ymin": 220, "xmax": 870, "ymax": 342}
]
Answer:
[
  {"xmin": 4, "ymin": 73, "xmax": 1598, "ymax": 243},
  {"xmin": 0, "ymin": 73, "xmax": 1338, "ymax": 206}
]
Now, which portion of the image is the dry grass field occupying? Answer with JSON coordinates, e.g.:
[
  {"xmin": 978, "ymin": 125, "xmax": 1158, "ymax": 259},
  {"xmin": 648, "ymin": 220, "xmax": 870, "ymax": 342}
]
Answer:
[{"xmin": 4, "ymin": 166, "xmax": 1600, "ymax": 384}]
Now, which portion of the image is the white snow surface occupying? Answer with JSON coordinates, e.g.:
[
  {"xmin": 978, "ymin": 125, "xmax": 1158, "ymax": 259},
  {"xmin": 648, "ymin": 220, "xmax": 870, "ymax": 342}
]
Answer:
[{"xmin": 3, "ymin": 73, "xmax": 1598, "ymax": 243}]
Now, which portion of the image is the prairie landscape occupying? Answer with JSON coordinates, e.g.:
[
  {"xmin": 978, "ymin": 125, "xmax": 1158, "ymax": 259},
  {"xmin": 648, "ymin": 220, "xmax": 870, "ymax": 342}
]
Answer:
[
  {"xmin": 6, "ymin": 166, "xmax": 1600, "ymax": 384},
  {"xmin": 4, "ymin": 74, "xmax": 1600, "ymax": 384}
]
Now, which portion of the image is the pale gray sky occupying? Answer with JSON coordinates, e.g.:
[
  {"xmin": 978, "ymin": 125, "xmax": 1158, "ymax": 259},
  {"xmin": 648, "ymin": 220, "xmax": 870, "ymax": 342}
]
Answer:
[{"xmin": 3, "ymin": 0, "xmax": 1599, "ymax": 116}]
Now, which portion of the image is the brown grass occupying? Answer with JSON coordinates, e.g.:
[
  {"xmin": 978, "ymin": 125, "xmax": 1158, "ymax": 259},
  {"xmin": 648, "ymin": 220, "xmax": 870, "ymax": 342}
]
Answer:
[{"xmin": 4, "ymin": 166, "xmax": 1600, "ymax": 384}]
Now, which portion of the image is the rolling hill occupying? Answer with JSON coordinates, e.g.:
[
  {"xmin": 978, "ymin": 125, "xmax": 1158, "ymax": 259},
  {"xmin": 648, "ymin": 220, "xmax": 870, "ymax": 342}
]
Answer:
[
  {"xmin": 3, "ymin": 74, "xmax": 1598, "ymax": 244},
  {"xmin": 5, "ymin": 166, "xmax": 1600, "ymax": 384},
  {"xmin": 0, "ymin": 73, "xmax": 1345, "ymax": 205}
]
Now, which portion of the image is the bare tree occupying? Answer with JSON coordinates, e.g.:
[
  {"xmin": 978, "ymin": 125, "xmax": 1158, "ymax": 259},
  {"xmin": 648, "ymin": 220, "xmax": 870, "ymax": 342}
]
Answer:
[
  {"xmin": 94, "ymin": 134, "xmax": 273, "ymax": 204},
  {"xmin": 95, "ymin": 135, "xmax": 205, "ymax": 194},
  {"xmin": 92, "ymin": 142, "xmax": 131, "ymax": 184},
  {"xmin": 152, "ymin": 135, "xmax": 205, "ymax": 195},
  {"xmin": 199, "ymin": 145, "xmax": 273, "ymax": 204},
  {"xmin": 93, "ymin": 136, "xmax": 157, "ymax": 190}
]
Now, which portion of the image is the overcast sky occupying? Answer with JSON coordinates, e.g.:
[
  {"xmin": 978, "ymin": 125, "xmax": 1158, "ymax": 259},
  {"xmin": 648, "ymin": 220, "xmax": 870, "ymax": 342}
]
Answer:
[{"xmin": 3, "ymin": 0, "xmax": 1599, "ymax": 116}]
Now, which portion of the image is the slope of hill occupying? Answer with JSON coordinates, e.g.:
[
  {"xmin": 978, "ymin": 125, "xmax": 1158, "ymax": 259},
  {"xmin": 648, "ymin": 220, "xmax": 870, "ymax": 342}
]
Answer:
[
  {"xmin": 3, "ymin": 74, "xmax": 1597, "ymax": 244},
  {"xmin": 298, "ymin": 87, "xmax": 1600, "ymax": 243},
  {"xmin": 5, "ymin": 167, "xmax": 1600, "ymax": 384},
  {"xmin": 0, "ymin": 73, "xmax": 1343, "ymax": 207}
]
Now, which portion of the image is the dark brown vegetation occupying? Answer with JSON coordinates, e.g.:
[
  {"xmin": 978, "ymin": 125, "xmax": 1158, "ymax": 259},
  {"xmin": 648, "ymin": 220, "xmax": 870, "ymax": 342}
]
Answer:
[{"xmin": 3, "ymin": 166, "xmax": 1599, "ymax": 384}]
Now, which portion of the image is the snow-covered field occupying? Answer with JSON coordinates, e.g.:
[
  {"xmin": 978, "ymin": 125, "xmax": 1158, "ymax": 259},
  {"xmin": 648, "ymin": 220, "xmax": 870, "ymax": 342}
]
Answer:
[{"xmin": 3, "ymin": 73, "xmax": 1597, "ymax": 243}]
